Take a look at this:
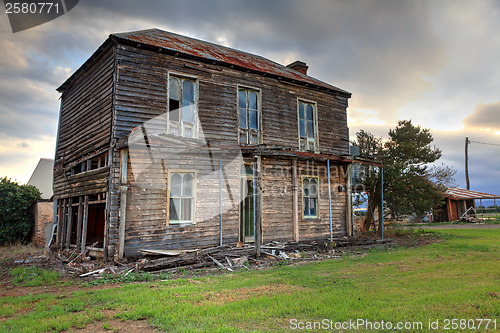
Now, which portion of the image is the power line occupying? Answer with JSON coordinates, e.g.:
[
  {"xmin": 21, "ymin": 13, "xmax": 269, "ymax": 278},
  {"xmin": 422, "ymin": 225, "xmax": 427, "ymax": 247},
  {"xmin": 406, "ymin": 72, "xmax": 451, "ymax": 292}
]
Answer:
[{"xmin": 469, "ymin": 140, "xmax": 500, "ymax": 147}]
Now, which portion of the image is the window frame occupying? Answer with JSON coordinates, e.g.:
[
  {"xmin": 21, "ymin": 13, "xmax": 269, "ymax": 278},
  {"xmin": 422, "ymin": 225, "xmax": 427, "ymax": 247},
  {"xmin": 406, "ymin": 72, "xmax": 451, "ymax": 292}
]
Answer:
[
  {"xmin": 166, "ymin": 169, "xmax": 197, "ymax": 226},
  {"xmin": 167, "ymin": 72, "xmax": 199, "ymax": 139},
  {"xmin": 237, "ymin": 85, "xmax": 262, "ymax": 145},
  {"xmin": 301, "ymin": 175, "xmax": 320, "ymax": 219},
  {"xmin": 297, "ymin": 99, "xmax": 319, "ymax": 153}
]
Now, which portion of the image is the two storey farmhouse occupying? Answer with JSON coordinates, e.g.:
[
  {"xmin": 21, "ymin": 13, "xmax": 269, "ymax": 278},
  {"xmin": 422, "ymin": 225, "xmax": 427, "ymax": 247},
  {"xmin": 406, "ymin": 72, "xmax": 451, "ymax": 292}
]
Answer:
[{"xmin": 53, "ymin": 29, "xmax": 354, "ymax": 261}]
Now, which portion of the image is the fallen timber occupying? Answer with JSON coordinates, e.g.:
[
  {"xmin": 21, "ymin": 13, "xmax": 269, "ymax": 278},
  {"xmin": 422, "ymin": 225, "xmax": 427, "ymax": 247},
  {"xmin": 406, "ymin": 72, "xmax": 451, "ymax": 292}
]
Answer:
[{"xmin": 138, "ymin": 237, "xmax": 393, "ymax": 272}]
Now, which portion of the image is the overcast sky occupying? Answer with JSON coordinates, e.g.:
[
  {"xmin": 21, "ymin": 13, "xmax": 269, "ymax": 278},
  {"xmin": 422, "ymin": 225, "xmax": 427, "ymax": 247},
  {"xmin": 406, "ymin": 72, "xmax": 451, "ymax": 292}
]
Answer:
[{"xmin": 0, "ymin": 0, "xmax": 499, "ymax": 202}]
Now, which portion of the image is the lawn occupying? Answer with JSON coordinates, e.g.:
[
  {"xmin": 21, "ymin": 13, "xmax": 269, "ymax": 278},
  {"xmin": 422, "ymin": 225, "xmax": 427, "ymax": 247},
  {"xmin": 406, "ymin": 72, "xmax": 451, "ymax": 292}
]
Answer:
[{"xmin": 0, "ymin": 228, "xmax": 498, "ymax": 332}]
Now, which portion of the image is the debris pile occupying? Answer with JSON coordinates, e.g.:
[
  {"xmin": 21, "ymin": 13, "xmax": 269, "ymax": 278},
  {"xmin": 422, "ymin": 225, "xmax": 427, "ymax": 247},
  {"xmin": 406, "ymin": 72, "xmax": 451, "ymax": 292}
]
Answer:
[
  {"xmin": 459, "ymin": 215, "xmax": 480, "ymax": 223},
  {"xmin": 136, "ymin": 237, "xmax": 393, "ymax": 274},
  {"xmin": 43, "ymin": 237, "xmax": 393, "ymax": 280}
]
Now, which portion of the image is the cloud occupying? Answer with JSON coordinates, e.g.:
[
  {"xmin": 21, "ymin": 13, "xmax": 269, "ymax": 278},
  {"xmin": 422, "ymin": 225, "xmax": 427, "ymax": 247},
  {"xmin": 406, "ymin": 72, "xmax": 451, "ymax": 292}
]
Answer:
[
  {"xmin": 464, "ymin": 101, "xmax": 500, "ymax": 132},
  {"xmin": 17, "ymin": 142, "xmax": 30, "ymax": 149}
]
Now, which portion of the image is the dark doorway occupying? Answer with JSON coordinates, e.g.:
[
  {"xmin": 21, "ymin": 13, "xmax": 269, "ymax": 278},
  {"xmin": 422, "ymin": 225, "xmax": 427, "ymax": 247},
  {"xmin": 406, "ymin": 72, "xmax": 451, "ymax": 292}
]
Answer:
[{"xmin": 87, "ymin": 203, "xmax": 105, "ymax": 247}]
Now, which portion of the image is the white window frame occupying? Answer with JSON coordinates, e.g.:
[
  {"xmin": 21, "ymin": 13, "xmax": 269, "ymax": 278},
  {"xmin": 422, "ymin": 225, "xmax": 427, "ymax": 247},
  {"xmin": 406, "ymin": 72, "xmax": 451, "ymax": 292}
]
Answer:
[
  {"xmin": 167, "ymin": 170, "xmax": 197, "ymax": 225},
  {"xmin": 297, "ymin": 99, "xmax": 319, "ymax": 152},
  {"xmin": 301, "ymin": 175, "xmax": 320, "ymax": 219},
  {"xmin": 237, "ymin": 85, "xmax": 262, "ymax": 145},
  {"xmin": 167, "ymin": 72, "xmax": 199, "ymax": 138}
]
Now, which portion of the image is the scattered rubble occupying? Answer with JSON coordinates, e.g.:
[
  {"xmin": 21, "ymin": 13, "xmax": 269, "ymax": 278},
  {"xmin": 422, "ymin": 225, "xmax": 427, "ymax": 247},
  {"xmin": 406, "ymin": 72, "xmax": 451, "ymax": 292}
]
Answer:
[
  {"xmin": 44, "ymin": 237, "xmax": 393, "ymax": 280},
  {"xmin": 2, "ymin": 237, "xmax": 394, "ymax": 282},
  {"xmin": 459, "ymin": 215, "xmax": 480, "ymax": 223}
]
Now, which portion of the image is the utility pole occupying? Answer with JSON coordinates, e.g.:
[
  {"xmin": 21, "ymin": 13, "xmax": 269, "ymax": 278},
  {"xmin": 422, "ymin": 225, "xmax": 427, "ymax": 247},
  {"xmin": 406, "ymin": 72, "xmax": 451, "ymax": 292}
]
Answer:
[{"xmin": 465, "ymin": 137, "xmax": 470, "ymax": 190}]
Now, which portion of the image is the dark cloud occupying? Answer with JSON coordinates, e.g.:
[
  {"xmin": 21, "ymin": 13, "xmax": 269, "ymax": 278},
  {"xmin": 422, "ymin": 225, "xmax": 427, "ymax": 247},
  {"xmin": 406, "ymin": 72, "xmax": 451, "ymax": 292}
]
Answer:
[{"xmin": 464, "ymin": 102, "xmax": 500, "ymax": 131}]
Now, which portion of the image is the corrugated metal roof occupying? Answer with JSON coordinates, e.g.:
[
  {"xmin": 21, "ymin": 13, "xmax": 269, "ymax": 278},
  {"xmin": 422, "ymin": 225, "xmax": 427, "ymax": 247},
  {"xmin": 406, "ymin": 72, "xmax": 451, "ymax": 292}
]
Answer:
[
  {"xmin": 111, "ymin": 28, "xmax": 350, "ymax": 96},
  {"xmin": 445, "ymin": 187, "xmax": 500, "ymax": 200}
]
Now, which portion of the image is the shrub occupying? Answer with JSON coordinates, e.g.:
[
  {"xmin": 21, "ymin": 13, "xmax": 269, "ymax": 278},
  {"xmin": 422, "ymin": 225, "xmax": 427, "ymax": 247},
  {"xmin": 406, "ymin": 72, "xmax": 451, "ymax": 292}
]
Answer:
[{"xmin": 0, "ymin": 177, "xmax": 41, "ymax": 245}]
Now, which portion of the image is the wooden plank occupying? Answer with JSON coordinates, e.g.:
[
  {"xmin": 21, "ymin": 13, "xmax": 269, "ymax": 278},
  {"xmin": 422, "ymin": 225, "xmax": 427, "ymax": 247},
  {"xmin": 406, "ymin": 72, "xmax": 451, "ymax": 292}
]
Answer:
[
  {"xmin": 61, "ymin": 199, "xmax": 68, "ymax": 250},
  {"xmin": 76, "ymin": 196, "xmax": 83, "ymax": 251},
  {"xmin": 254, "ymin": 157, "xmax": 262, "ymax": 256},
  {"xmin": 345, "ymin": 163, "xmax": 353, "ymax": 236},
  {"xmin": 56, "ymin": 200, "xmax": 63, "ymax": 248},
  {"xmin": 81, "ymin": 195, "xmax": 89, "ymax": 253},
  {"xmin": 292, "ymin": 158, "xmax": 299, "ymax": 241},
  {"xmin": 65, "ymin": 198, "xmax": 73, "ymax": 249},
  {"xmin": 119, "ymin": 148, "xmax": 128, "ymax": 259}
]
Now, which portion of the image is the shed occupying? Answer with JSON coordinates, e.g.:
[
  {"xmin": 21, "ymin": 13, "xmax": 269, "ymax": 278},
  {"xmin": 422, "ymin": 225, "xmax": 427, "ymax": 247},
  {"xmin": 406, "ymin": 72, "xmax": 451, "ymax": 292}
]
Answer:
[{"xmin": 437, "ymin": 187, "xmax": 500, "ymax": 221}]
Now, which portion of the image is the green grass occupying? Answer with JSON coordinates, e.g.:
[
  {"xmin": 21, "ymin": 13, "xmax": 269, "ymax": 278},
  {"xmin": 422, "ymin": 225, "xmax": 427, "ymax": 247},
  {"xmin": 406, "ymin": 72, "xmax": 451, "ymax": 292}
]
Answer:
[
  {"xmin": 403, "ymin": 218, "xmax": 500, "ymax": 227},
  {"xmin": 8, "ymin": 266, "xmax": 61, "ymax": 287},
  {"xmin": 85, "ymin": 271, "xmax": 171, "ymax": 286},
  {"xmin": 0, "ymin": 228, "xmax": 498, "ymax": 332}
]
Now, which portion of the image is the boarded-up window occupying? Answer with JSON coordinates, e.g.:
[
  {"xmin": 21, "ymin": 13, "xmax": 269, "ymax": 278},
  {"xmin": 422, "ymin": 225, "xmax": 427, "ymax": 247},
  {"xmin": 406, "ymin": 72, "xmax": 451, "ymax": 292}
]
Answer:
[
  {"xmin": 168, "ymin": 76, "xmax": 197, "ymax": 138},
  {"xmin": 298, "ymin": 100, "xmax": 317, "ymax": 152},
  {"xmin": 302, "ymin": 177, "xmax": 319, "ymax": 218},
  {"xmin": 238, "ymin": 88, "xmax": 260, "ymax": 145},
  {"xmin": 168, "ymin": 172, "xmax": 195, "ymax": 224}
]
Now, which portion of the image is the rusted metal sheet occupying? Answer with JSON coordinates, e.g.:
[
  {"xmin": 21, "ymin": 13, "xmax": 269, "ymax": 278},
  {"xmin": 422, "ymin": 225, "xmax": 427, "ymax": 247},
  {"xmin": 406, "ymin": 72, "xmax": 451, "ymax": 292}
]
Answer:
[
  {"xmin": 445, "ymin": 188, "xmax": 500, "ymax": 200},
  {"xmin": 111, "ymin": 29, "xmax": 350, "ymax": 96}
]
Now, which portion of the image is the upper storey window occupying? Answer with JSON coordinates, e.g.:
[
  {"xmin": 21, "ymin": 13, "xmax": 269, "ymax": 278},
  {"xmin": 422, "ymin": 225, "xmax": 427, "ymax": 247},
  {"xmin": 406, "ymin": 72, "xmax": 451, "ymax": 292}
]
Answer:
[
  {"xmin": 168, "ymin": 75, "xmax": 197, "ymax": 138},
  {"xmin": 298, "ymin": 100, "xmax": 318, "ymax": 152},
  {"xmin": 238, "ymin": 87, "xmax": 260, "ymax": 145}
]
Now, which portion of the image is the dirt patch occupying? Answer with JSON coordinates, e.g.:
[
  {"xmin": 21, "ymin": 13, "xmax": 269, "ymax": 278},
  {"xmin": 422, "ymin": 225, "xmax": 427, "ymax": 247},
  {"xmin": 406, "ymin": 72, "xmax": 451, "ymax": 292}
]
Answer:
[
  {"xmin": 198, "ymin": 283, "xmax": 310, "ymax": 306},
  {"xmin": 67, "ymin": 310, "xmax": 157, "ymax": 333},
  {"xmin": 385, "ymin": 229, "xmax": 444, "ymax": 248},
  {"xmin": 0, "ymin": 281, "xmax": 122, "ymax": 298},
  {"xmin": 68, "ymin": 319, "xmax": 158, "ymax": 333}
]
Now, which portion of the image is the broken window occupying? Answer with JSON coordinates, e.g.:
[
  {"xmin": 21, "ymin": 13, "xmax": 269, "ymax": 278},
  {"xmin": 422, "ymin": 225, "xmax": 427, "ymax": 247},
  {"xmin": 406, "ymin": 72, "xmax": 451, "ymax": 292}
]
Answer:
[
  {"xmin": 302, "ymin": 177, "xmax": 319, "ymax": 218},
  {"xmin": 70, "ymin": 152, "xmax": 108, "ymax": 176},
  {"xmin": 168, "ymin": 75, "xmax": 197, "ymax": 138},
  {"xmin": 298, "ymin": 100, "xmax": 317, "ymax": 152},
  {"xmin": 168, "ymin": 172, "xmax": 196, "ymax": 224},
  {"xmin": 238, "ymin": 87, "xmax": 260, "ymax": 145}
]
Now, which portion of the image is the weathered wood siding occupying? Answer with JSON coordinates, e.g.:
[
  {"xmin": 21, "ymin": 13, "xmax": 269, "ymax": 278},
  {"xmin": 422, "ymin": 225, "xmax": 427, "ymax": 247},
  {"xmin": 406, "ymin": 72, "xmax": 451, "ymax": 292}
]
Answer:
[
  {"xmin": 53, "ymin": 46, "xmax": 115, "ymax": 199},
  {"xmin": 261, "ymin": 157, "xmax": 347, "ymax": 242},
  {"xmin": 296, "ymin": 160, "xmax": 347, "ymax": 239},
  {"xmin": 260, "ymin": 157, "xmax": 294, "ymax": 242},
  {"xmin": 120, "ymin": 137, "xmax": 240, "ymax": 257}
]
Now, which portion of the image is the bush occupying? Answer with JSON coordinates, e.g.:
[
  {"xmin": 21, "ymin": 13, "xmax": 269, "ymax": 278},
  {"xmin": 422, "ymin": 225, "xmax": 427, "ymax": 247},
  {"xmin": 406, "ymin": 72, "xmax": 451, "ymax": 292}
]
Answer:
[{"xmin": 0, "ymin": 177, "xmax": 41, "ymax": 245}]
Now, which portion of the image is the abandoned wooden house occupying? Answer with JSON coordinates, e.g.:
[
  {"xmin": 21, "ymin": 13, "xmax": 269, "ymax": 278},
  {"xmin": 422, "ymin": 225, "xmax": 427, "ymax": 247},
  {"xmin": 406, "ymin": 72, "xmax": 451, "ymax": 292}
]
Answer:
[{"xmin": 53, "ymin": 28, "xmax": 356, "ymax": 261}]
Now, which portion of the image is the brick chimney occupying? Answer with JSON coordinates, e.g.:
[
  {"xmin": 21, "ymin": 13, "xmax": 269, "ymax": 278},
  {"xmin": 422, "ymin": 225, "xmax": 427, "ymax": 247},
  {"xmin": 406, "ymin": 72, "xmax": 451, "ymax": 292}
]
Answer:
[{"xmin": 286, "ymin": 60, "xmax": 309, "ymax": 75}]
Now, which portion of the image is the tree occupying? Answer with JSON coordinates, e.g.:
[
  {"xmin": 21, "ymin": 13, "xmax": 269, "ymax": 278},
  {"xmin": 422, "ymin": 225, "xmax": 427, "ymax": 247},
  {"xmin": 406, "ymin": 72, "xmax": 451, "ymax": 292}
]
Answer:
[
  {"xmin": 353, "ymin": 120, "xmax": 452, "ymax": 231},
  {"xmin": 0, "ymin": 177, "xmax": 41, "ymax": 245}
]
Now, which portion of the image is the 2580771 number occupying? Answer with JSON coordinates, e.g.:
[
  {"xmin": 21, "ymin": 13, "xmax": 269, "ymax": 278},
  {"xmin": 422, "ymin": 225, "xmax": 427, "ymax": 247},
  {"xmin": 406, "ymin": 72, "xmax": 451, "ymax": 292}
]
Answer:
[
  {"xmin": 443, "ymin": 319, "xmax": 497, "ymax": 330},
  {"xmin": 5, "ymin": 2, "xmax": 59, "ymax": 14}
]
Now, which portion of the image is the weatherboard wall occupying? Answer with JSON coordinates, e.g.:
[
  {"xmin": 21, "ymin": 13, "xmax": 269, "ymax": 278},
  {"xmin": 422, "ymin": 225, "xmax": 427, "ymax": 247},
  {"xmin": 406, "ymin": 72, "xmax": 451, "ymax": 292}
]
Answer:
[{"xmin": 53, "ymin": 46, "xmax": 115, "ymax": 199}]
